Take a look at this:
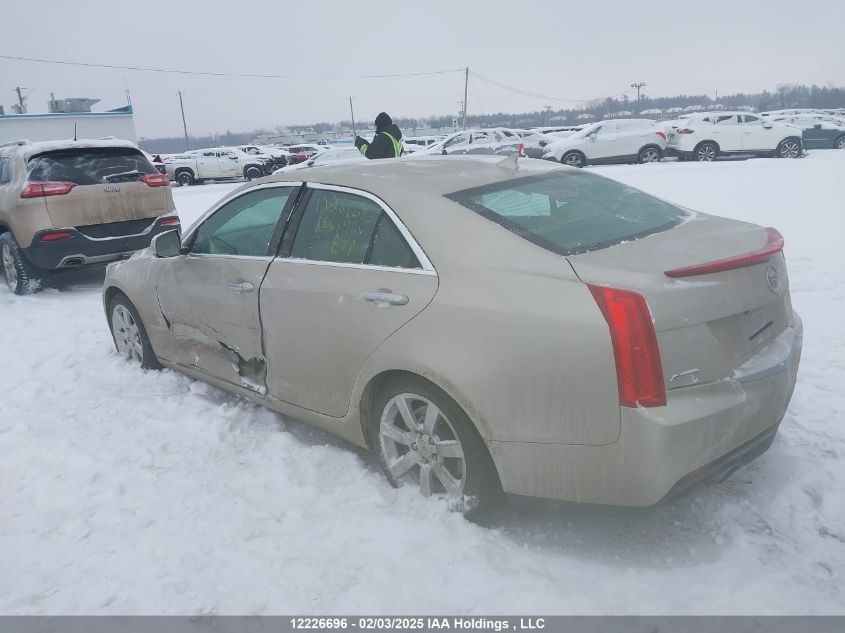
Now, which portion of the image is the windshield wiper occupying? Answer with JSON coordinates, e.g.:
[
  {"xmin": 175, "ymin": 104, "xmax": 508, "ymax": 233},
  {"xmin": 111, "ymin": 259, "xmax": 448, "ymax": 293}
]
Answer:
[{"xmin": 103, "ymin": 170, "xmax": 144, "ymax": 183}]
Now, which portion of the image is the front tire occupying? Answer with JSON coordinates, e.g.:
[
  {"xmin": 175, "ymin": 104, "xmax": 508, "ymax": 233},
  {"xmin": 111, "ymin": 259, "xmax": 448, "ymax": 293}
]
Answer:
[
  {"xmin": 695, "ymin": 142, "xmax": 719, "ymax": 162},
  {"xmin": 560, "ymin": 151, "xmax": 585, "ymax": 168},
  {"xmin": 108, "ymin": 294, "xmax": 162, "ymax": 370},
  {"xmin": 1, "ymin": 232, "xmax": 42, "ymax": 295},
  {"xmin": 777, "ymin": 138, "xmax": 802, "ymax": 158},
  {"xmin": 638, "ymin": 146, "xmax": 662, "ymax": 163},
  {"xmin": 371, "ymin": 377, "xmax": 502, "ymax": 518},
  {"xmin": 834, "ymin": 135, "xmax": 845, "ymax": 150}
]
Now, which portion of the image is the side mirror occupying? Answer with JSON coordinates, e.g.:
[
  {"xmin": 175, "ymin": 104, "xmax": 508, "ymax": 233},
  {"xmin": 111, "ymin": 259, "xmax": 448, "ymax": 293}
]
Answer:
[
  {"xmin": 814, "ymin": 124, "xmax": 822, "ymax": 129},
  {"xmin": 153, "ymin": 230, "xmax": 182, "ymax": 258},
  {"xmin": 762, "ymin": 121, "xmax": 773, "ymax": 129}
]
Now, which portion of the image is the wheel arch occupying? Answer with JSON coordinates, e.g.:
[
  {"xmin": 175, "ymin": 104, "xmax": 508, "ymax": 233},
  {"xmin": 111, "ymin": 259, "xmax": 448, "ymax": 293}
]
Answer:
[
  {"xmin": 357, "ymin": 367, "xmax": 504, "ymax": 491},
  {"xmin": 638, "ymin": 143, "xmax": 663, "ymax": 156},
  {"xmin": 693, "ymin": 139, "xmax": 720, "ymax": 154},
  {"xmin": 560, "ymin": 149, "xmax": 587, "ymax": 165}
]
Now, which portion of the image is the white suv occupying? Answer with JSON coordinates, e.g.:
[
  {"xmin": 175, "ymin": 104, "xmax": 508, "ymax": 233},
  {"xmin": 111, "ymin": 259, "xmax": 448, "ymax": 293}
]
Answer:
[
  {"xmin": 666, "ymin": 112, "xmax": 804, "ymax": 161},
  {"xmin": 542, "ymin": 119, "xmax": 667, "ymax": 167}
]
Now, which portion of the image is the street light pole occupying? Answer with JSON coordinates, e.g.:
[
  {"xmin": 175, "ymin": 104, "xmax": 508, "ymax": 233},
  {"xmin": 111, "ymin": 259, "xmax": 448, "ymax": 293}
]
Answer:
[{"xmin": 631, "ymin": 82, "xmax": 646, "ymax": 113}]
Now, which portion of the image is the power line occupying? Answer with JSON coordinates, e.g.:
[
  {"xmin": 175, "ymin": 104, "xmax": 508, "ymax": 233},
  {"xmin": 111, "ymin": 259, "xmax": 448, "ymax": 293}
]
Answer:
[
  {"xmin": 470, "ymin": 71, "xmax": 631, "ymax": 105},
  {"xmin": 0, "ymin": 54, "xmax": 465, "ymax": 80}
]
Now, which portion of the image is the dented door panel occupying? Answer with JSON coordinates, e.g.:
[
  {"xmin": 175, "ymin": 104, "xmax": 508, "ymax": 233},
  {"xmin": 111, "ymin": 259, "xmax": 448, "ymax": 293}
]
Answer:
[{"xmin": 156, "ymin": 255, "xmax": 271, "ymax": 391}]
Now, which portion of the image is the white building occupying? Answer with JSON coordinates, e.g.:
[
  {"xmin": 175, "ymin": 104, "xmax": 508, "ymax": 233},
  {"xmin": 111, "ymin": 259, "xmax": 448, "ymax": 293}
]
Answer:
[{"xmin": 0, "ymin": 106, "xmax": 137, "ymax": 145}]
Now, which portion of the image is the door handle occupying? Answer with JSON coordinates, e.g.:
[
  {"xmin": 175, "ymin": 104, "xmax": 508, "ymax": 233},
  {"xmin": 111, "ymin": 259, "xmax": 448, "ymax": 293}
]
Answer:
[
  {"xmin": 362, "ymin": 291, "xmax": 408, "ymax": 306},
  {"xmin": 228, "ymin": 282, "xmax": 255, "ymax": 293}
]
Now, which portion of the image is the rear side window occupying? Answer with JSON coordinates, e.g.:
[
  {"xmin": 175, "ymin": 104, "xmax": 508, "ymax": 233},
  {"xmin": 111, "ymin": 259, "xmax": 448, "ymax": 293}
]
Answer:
[
  {"xmin": 290, "ymin": 189, "xmax": 419, "ymax": 268},
  {"xmin": 27, "ymin": 147, "xmax": 157, "ymax": 185},
  {"xmin": 446, "ymin": 172, "xmax": 686, "ymax": 255}
]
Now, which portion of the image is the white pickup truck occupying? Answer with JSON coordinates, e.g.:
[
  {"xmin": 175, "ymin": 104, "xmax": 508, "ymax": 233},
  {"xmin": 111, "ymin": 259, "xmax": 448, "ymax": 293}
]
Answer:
[{"xmin": 164, "ymin": 148, "xmax": 272, "ymax": 186}]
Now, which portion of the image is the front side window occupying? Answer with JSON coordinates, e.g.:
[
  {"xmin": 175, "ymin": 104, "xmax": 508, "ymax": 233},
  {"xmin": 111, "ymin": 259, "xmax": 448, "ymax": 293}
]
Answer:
[
  {"xmin": 742, "ymin": 115, "xmax": 760, "ymax": 124},
  {"xmin": 447, "ymin": 172, "xmax": 686, "ymax": 256},
  {"xmin": 191, "ymin": 187, "xmax": 293, "ymax": 256},
  {"xmin": 290, "ymin": 189, "xmax": 419, "ymax": 268},
  {"xmin": 443, "ymin": 134, "xmax": 469, "ymax": 149}
]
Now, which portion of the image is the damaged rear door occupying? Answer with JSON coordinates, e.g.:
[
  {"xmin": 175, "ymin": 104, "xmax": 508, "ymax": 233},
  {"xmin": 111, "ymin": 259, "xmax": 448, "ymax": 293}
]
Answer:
[{"xmin": 155, "ymin": 184, "xmax": 299, "ymax": 392}]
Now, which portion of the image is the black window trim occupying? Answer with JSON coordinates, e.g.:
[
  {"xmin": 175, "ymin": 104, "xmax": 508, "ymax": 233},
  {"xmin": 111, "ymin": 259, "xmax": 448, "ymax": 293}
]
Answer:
[{"xmin": 445, "ymin": 172, "xmax": 687, "ymax": 257}]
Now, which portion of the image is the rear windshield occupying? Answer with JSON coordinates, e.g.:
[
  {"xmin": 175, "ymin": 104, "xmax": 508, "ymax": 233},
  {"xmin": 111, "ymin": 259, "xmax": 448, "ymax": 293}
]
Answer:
[
  {"xmin": 446, "ymin": 171, "xmax": 686, "ymax": 255},
  {"xmin": 27, "ymin": 147, "xmax": 157, "ymax": 185}
]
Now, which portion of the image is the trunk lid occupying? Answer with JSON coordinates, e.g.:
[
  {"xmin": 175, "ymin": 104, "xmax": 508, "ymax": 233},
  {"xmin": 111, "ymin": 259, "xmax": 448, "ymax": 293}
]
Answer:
[{"xmin": 567, "ymin": 213, "xmax": 794, "ymax": 390}]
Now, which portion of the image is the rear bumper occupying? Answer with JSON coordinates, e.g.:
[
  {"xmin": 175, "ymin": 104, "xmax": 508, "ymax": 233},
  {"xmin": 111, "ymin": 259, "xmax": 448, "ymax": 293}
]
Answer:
[
  {"xmin": 489, "ymin": 313, "xmax": 803, "ymax": 506},
  {"xmin": 21, "ymin": 217, "xmax": 180, "ymax": 272}
]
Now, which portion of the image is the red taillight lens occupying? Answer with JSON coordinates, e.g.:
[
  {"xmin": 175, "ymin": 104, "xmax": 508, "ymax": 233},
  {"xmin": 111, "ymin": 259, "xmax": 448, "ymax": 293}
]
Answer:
[
  {"xmin": 656, "ymin": 131, "xmax": 666, "ymax": 140},
  {"xmin": 677, "ymin": 128, "xmax": 694, "ymax": 134},
  {"xmin": 40, "ymin": 231, "xmax": 74, "ymax": 242},
  {"xmin": 588, "ymin": 284, "xmax": 666, "ymax": 408},
  {"xmin": 21, "ymin": 181, "xmax": 75, "ymax": 198},
  {"xmin": 159, "ymin": 216, "xmax": 180, "ymax": 226},
  {"xmin": 664, "ymin": 228, "xmax": 784, "ymax": 278},
  {"xmin": 518, "ymin": 143, "xmax": 525, "ymax": 156},
  {"xmin": 142, "ymin": 173, "xmax": 170, "ymax": 187}
]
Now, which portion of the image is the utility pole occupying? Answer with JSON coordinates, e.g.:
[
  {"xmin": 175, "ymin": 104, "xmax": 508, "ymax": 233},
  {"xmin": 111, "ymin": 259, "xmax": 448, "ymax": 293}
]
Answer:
[
  {"xmin": 178, "ymin": 91, "xmax": 189, "ymax": 151},
  {"xmin": 631, "ymin": 82, "xmax": 646, "ymax": 113},
  {"xmin": 348, "ymin": 96, "xmax": 357, "ymax": 138},
  {"xmin": 545, "ymin": 105, "xmax": 552, "ymax": 127},
  {"xmin": 15, "ymin": 87, "xmax": 27, "ymax": 114},
  {"xmin": 463, "ymin": 67, "xmax": 469, "ymax": 130}
]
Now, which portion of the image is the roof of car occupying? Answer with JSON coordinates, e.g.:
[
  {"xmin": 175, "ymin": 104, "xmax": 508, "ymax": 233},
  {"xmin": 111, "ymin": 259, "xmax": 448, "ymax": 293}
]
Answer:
[
  {"xmin": 259, "ymin": 155, "xmax": 562, "ymax": 199},
  {"xmin": 1, "ymin": 138, "xmax": 139, "ymax": 160}
]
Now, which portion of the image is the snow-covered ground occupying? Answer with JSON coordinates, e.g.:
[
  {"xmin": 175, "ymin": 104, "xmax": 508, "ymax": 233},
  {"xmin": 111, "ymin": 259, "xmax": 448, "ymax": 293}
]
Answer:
[{"xmin": 1, "ymin": 153, "xmax": 843, "ymax": 615}]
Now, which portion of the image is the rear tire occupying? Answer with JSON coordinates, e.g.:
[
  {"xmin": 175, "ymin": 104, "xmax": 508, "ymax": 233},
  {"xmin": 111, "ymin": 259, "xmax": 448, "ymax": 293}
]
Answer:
[
  {"xmin": 371, "ymin": 377, "xmax": 502, "ymax": 518},
  {"xmin": 108, "ymin": 294, "xmax": 162, "ymax": 370},
  {"xmin": 777, "ymin": 137, "xmax": 802, "ymax": 159},
  {"xmin": 560, "ymin": 151, "xmax": 586, "ymax": 168},
  {"xmin": 1, "ymin": 232, "xmax": 42, "ymax": 296},
  {"xmin": 695, "ymin": 142, "xmax": 719, "ymax": 162},
  {"xmin": 638, "ymin": 146, "xmax": 662, "ymax": 163},
  {"xmin": 244, "ymin": 165, "xmax": 263, "ymax": 181},
  {"xmin": 176, "ymin": 170, "xmax": 195, "ymax": 187},
  {"xmin": 834, "ymin": 135, "xmax": 845, "ymax": 150}
]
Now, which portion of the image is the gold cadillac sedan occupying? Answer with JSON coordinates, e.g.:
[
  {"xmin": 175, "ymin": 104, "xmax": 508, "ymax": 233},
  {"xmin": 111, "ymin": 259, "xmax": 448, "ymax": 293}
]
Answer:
[{"xmin": 102, "ymin": 157, "xmax": 802, "ymax": 515}]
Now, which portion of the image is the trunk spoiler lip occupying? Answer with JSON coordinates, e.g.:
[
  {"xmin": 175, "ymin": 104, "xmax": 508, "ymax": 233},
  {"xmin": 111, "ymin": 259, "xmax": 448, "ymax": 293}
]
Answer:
[{"xmin": 664, "ymin": 227, "xmax": 784, "ymax": 278}]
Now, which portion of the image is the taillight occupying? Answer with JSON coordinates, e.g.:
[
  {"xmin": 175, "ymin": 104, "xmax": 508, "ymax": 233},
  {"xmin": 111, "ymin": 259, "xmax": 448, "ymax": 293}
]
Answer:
[
  {"xmin": 40, "ymin": 231, "xmax": 74, "ymax": 242},
  {"xmin": 518, "ymin": 143, "xmax": 525, "ymax": 156},
  {"xmin": 664, "ymin": 228, "xmax": 784, "ymax": 278},
  {"xmin": 159, "ymin": 216, "xmax": 180, "ymax": 226},
  {"xmin": 588, "ymin": 284, "xmax": 666, "ymax": 408},
  {"xmin": 142, "ymin": 173, "xmax": 170, "ymax": 187},
  {"xmin": 677, "ymin": 128, "xmax": 694, "ymax": 134},
  {"xmin": 21, "ymin": 181, "xmax": 75, "ymax": 198},
  {"xmin": 656, "ymin": 131, "xmax": 666, "ymax": 140}
]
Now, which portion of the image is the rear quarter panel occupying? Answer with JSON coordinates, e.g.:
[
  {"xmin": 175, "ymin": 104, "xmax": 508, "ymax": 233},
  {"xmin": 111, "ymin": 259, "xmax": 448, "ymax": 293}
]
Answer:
[{"xmin": 350, "ymin": 194, "xmax": 621, "ymax": 446}]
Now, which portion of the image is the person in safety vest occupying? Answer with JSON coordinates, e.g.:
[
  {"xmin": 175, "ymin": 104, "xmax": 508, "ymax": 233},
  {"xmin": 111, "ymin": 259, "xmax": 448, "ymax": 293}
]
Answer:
[{"xmin": 354, "ymin": 112, "xmax": 404, "ymax": 159}]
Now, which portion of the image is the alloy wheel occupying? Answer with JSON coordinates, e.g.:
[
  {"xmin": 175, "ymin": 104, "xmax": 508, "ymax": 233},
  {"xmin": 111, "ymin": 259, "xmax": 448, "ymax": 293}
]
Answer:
[
  {"xmin": 562, "ymin": 153, "xmax": 584, "ymax": 168},
  {"xmin": 779, "ymin": 140, "xmax": 801, "ymax": 158},
  {"xmin": 112, "ymin": 304, "xmax": 144, "ymax": 363},
  {"xmin": 1, "ymin": 243, "xmax": 17, "ymax": 291},
  {"xmin": 697, "ymin": 145, "xmax": 716, "ymax": 161},
  {"xmin": 379, "ymin": 393, "xmax": 466, "ymax": 499},
  {"xmin": 640, "ymin": 148, "xmax": 661, "ymax": 163}
]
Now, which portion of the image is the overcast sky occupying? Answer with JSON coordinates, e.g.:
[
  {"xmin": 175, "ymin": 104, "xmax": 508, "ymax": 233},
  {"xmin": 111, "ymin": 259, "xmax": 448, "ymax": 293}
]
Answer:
[{"xmin": 1, "ymin": 0, "xmax": 843, "ymax": 138}]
